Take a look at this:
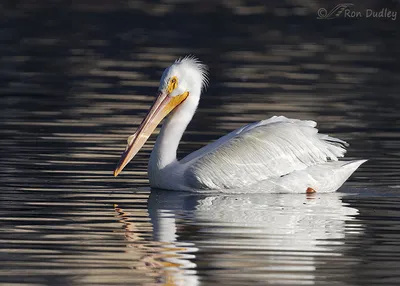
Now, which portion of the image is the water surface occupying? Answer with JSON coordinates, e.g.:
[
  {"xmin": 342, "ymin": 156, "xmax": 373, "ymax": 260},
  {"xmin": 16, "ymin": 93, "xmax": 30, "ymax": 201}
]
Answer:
[{"xmin": 1, "ymin": 2, "xmax": 400, "ymax": 285}]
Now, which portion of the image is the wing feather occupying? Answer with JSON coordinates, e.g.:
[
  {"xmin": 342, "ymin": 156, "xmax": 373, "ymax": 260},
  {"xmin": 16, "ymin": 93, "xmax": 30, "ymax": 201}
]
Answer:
[{"xmin": 183, "ymin": 116, "xmax": 347, "ymax": 190}]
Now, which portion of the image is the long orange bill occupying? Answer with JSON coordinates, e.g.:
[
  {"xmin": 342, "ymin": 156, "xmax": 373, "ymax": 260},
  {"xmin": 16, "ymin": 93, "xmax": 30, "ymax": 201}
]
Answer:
[{"xmin": 113, "ymin": 91, "xmax": 189, "ymax": 176}]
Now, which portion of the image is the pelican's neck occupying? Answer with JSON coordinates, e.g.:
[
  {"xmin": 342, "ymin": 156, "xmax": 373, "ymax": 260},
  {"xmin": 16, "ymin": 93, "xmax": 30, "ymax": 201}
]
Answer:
[{"xmin": 149, "ymin": 94, "xmax": 199, "ymax": 171}]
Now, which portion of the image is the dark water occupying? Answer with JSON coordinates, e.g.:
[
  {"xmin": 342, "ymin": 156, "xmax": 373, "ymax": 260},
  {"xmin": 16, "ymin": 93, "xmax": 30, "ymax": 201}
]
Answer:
[{"xmin": 1, "ymin": 1, "xmax": 400, "ymax": 285}]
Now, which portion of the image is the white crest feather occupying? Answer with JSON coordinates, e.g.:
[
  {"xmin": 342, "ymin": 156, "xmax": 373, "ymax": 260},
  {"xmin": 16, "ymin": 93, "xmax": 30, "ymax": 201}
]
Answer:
[{"xmin": 175, "ymin": 55, "xmax": 209, "ymax": 91}]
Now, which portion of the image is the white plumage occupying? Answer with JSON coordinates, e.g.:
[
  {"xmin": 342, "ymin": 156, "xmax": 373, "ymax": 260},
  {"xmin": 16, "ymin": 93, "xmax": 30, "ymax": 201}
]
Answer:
[
  {"xmin": 184, "ymin": 116, "xmax": 346, "ymax": 189},
  {"xmin": 114, "ymin": 56, "xmax": 366, "ymax": 193}
]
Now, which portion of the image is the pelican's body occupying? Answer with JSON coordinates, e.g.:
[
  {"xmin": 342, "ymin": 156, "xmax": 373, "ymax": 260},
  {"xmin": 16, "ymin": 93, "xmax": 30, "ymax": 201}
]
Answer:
[{"xmin": 114, "ymin": 56, "xmax": 366, "ymax": 193}]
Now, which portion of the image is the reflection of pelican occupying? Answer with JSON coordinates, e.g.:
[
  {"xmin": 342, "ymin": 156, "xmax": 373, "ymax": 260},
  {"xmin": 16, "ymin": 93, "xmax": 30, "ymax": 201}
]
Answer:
[
  {"xmin": 114, "ymin": 56, "xmax": 366, "ymax": 193},
  {"xmin": 148, "ymin": 190, "xmax": 362, "ymax": 285},
  {"xmin": 114, "ymin": 203, "xmax": 199, "ymax": 286}
]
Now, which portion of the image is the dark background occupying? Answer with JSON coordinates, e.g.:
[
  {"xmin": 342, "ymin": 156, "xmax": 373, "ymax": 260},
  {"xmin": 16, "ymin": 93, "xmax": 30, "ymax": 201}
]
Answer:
[{"xmin": 1, "ymin": 1, "xmax": 400, "ymax": 285}]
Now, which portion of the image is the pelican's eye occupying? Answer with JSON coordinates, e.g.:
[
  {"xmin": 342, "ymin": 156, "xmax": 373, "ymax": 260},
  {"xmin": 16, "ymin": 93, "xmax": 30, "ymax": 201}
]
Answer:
[{"xmin": 167, "ymin": 76, "xmax": 178, "ymax": 94}]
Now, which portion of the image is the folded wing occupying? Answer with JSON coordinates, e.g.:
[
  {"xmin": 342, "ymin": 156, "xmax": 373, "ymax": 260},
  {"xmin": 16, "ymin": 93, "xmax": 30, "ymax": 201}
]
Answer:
[{"xmin": 184, "ymin": 116, "xmax": 348, "ymax": 190}]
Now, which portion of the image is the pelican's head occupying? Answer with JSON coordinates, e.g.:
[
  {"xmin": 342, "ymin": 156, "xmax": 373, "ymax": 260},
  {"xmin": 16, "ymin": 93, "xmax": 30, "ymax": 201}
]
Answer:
[
  {"xmin": 114, "ymin": 56, "xmax": 208, "ymax": 177},
  {"xmin": 159, "ymin": 56, "xmax": 208, "ymax": 98}
]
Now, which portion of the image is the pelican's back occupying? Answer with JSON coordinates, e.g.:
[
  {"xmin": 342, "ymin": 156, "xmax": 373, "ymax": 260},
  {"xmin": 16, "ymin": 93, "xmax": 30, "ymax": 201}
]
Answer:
[{"xmin": 183, "ymin": 116, "xmax": 360, "ymax": 192}]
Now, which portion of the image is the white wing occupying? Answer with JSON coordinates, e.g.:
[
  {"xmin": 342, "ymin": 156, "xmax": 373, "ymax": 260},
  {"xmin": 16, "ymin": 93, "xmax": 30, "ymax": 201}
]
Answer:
[{"xmin": 182, "ymin": 116, "xmax": 348, "ymax": 190}]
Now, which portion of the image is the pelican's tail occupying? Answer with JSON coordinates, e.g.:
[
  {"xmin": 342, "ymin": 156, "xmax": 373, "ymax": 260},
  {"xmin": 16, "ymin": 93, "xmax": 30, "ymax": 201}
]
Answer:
[
  {"xmin": 308, "ymin": 159, "xmax": 367, "ymax": 192},
  {"xmin": 266, "ymin": 159, "xmax": 367, "ymax": 193},
  {"xmin": 336, "ymin": 159, "xmax": 367, "ymax": 177}
]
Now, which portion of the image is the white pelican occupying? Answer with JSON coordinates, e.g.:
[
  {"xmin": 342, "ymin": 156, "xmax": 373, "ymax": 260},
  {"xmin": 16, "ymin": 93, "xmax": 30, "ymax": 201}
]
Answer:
[{"xmin": 114, "ymin": 56, "xmax": 366, "ymax": 193}]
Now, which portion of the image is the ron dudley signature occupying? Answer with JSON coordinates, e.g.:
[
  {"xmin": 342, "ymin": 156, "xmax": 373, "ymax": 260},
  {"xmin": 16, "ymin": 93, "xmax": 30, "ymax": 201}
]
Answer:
[{"xmin": 317, "ymin": 4, "xmax": 397, "ymax": 20}]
